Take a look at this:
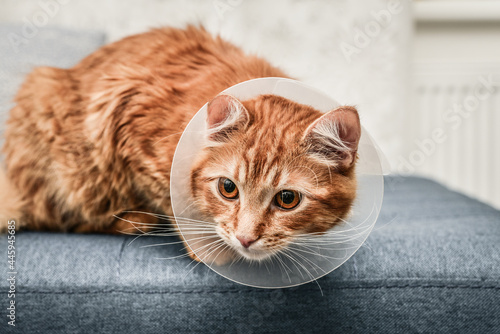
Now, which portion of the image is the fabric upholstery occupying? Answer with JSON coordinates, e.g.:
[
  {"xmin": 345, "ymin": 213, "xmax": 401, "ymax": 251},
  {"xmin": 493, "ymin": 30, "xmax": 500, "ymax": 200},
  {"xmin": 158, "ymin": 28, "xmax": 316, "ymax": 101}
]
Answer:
[{"xmin": 1, "ymin": 176, "xmax": 499, "ymax": 334}]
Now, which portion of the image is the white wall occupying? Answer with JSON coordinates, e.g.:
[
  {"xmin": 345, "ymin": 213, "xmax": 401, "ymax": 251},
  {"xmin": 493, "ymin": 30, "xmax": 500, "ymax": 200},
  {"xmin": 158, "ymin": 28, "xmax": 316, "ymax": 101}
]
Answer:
[{"xmin": 407, "ymin": 0, "xmax": 500, "ymax": 209}]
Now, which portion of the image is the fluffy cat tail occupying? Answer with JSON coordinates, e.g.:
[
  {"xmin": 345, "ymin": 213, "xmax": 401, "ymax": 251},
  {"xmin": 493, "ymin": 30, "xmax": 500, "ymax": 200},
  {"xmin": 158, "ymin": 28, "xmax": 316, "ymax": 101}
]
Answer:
[{"xmin": 0, "ymin": 166, "xmax": 24, "ymax": 232}]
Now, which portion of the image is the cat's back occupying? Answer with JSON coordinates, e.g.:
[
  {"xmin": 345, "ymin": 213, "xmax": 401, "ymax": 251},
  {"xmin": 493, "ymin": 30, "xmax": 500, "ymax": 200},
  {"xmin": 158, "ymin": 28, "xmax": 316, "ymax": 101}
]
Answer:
[{"xmin": 75, "ymin": 25, "xmax": 285, "ymax": 98}]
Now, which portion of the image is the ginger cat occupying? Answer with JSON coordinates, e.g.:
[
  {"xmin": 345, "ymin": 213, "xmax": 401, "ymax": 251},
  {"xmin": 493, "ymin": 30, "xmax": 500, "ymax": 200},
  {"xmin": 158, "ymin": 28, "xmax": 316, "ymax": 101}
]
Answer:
[{"xmin": 1, "ymin": 26, "xmax": 360, "ymax": 264}]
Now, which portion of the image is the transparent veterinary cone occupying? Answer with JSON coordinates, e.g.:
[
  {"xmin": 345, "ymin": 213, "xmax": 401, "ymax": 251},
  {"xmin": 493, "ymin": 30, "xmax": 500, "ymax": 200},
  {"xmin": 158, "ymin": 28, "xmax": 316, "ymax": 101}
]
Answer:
[{"xmin": 171, "ymin": 78, "xmax": 385, "ymax": 288}]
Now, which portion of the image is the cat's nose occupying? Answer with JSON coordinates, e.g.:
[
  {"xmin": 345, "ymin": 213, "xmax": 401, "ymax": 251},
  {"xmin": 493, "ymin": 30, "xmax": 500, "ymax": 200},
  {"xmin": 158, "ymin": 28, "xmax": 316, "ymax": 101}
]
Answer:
[{"xmin": 236, "ymin": 235, "xmax": 258, "ymax": 248}]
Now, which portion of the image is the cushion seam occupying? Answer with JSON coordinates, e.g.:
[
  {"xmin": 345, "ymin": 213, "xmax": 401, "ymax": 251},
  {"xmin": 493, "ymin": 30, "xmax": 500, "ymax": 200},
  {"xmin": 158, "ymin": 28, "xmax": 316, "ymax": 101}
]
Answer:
[{"xmin": 8, "ymin": 284, "xmax": 500, "ymax": 295}]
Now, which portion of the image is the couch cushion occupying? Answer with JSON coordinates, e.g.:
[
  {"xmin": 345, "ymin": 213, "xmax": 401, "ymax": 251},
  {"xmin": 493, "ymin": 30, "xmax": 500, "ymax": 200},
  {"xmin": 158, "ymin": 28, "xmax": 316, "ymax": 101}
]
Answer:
[{"xmin": 1, "ymin": 176, "xmax": 499, "ymax": 334}]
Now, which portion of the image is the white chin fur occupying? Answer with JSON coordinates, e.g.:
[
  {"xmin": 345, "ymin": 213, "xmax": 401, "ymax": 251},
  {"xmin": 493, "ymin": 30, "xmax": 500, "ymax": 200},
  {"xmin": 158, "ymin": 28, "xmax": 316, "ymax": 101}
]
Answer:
[{"xmin": 234, "ymin": 244, "xmax": 277, "ymax": 261}]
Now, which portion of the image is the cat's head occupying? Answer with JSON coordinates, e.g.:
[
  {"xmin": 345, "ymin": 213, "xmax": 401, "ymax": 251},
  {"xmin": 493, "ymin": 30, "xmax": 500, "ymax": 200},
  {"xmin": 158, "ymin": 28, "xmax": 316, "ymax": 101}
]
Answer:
[{"xmin": 190, "ymin": 94, "xmax": 361, "ymax": 261}]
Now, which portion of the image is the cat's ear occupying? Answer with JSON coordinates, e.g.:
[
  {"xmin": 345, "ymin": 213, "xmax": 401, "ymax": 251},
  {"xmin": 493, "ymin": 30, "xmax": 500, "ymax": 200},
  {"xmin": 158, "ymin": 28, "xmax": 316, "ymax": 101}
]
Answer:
[
  {"xmin": 303, "ymin": 106, "xmax": 361, "ymax": 170},
  {"xmin": 206, "ymin": 94, "xmax": 249, "ymax": 142}
]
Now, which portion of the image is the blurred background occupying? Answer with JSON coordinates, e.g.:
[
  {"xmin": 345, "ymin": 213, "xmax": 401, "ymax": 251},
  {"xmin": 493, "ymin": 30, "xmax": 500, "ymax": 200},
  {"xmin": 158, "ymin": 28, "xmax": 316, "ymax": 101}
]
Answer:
[{"xmin": 0, "ymin": 0, "xmax": 498, "ymax": 209}]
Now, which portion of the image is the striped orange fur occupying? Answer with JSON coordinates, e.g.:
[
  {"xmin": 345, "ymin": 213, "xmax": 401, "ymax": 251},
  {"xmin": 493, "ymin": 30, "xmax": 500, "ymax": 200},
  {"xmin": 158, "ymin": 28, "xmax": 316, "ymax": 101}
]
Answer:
[{"xmin": 191, "ymin": 94, "xmax": 359, "ymax": 262}]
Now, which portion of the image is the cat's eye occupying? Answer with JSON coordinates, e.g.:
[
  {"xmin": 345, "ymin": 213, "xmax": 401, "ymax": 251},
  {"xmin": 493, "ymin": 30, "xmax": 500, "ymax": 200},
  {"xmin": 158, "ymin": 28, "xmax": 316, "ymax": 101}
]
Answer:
[
  {"xmin": 274, "ymin": 190, "xmax": 301, "ymax": 210},
  {"xmin": 218, "ymin": 178, "xmax": 239, "ymax": 199}
]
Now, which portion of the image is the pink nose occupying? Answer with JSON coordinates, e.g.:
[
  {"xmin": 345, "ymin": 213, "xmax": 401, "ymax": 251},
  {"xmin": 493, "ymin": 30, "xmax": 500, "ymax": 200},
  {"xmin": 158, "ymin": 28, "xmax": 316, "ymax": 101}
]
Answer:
[{"xmin": 236, "ymin": 236, "xmax": 258, "ymax": 248}]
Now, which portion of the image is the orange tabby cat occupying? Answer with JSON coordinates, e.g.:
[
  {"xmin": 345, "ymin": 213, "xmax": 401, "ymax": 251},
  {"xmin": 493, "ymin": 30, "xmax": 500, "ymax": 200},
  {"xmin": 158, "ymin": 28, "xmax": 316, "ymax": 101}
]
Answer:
[{"xmin": 0, "ymin": 26, "xmax": 360, "ymax": 263}]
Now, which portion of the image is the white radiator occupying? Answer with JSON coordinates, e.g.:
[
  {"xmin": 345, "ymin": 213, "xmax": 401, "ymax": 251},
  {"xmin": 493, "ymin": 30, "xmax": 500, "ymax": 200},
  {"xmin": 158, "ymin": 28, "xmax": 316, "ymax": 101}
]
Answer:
[{"xmin": 406, "ymin": 62, "xmax": 500, "ymax": 209}]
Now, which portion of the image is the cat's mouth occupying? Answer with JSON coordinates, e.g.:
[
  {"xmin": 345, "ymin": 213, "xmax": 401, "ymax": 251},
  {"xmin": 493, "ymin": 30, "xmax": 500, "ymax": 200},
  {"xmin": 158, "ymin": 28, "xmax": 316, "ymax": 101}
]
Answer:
[
  {"xmin": 214, "ymin": 226, "xmax": 283, "ymax": 262},
  {"xmin": 227, "ymin": 237, "xmax": 285, "ymax": 262}
]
